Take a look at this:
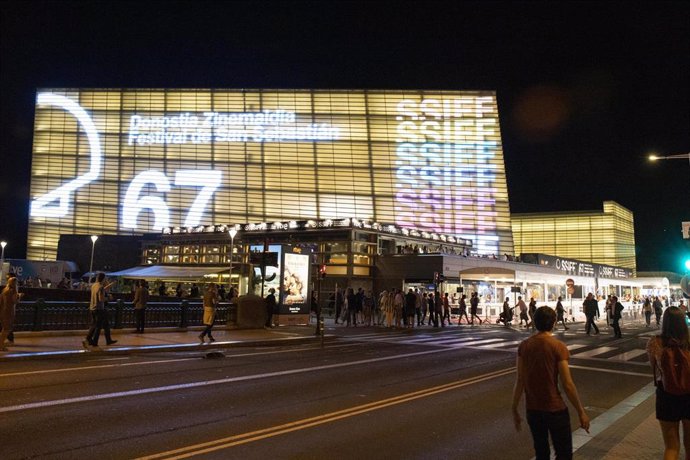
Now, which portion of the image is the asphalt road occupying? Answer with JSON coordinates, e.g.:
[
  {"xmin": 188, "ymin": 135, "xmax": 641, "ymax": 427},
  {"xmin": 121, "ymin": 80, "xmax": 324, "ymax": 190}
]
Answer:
[{"xmin": 0, "ymin": 322, "xmax": 655, "ymax": 460}]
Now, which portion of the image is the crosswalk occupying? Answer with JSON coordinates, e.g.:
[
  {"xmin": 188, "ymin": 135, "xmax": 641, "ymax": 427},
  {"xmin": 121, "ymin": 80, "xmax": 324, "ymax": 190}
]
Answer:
[{"xmin": 339, "ymin": 327, "xmax": 652, "ymax": 365}]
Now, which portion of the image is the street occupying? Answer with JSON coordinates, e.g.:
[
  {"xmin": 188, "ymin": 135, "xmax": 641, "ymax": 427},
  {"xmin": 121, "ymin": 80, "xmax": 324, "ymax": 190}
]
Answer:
[{"xmin": 0, "ymin": 321, "xmax": 656, "ymax": 459}]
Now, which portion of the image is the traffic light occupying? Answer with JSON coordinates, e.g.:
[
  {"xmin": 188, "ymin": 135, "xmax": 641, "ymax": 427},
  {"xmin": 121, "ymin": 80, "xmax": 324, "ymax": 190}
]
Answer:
[
  {"xmin": 438, "ymin": 274, "xmax": 445, "ymax": 283},
  {"xmin": 319, "ymin": 264, "xmax": 327, "ymax": 279}
]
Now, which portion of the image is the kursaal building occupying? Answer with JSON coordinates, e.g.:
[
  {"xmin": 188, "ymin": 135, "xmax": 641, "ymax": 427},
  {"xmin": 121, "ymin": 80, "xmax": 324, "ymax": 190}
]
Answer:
[{"xmin": 28, "ymin": 89, "xmax": 513, "ymax": 260}]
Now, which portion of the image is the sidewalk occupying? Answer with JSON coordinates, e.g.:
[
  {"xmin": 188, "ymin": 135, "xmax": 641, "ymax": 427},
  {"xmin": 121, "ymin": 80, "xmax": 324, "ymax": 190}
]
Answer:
[{"xmin": 0, "ymin": 323, "xmax": 333, "ymax": 361}]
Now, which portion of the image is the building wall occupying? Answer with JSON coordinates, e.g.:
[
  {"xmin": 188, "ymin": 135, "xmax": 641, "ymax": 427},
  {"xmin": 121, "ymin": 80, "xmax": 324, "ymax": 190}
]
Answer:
[
  {"xmin": 511, "ymin": 201, "xmax": 636, "ymax": 271},
  {"xmin": 28, "ymin": 89, "xmax": 514, "ymax": 260}
]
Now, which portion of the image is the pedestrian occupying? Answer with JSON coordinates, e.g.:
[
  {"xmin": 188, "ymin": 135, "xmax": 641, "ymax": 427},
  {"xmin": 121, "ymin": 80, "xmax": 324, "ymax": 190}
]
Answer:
[
  {"xmin": 158, "ymin": 282, "xmax": 166, "ymax": 297},
  {"xmin": 605, "ymin": 295, "xmax": 613, "ymax": 327},
  {"xmin": 415, "ymin": 289, "xmax": 423, "ymax": 326},
  {"xmin": 405, "ymin": 288, "xmax": 417, "ymax": 329},
  {"xmin": 442, "ymin": 292, "xmax": 451, "ymax": 326},
  {"xmin": 355, "ymin": 288, "xmax": 364, "ymax": 325},
  {"xmin": 0, "ymin": 273, "xmax": 21, "ymax": 345},
  {"xmin": 653, "ymin": 296, "xmax": 664, "ymax": 326},
  {"xmin": 199, "ymin": 283, "xmax": 219, "ymax": 343},
  {"xmin": 517, "ymin": 296, "xmax": 529, "ymax": 327},
  {"xmin": 434, "ymin": 292, "xmax": 443, "ymax": 327},
  {"xmin": 334, "ymin": 287, "xmax": 343, "ymax": 324},
  {"xmin": 383, "ymin": 289, "xmax": 395, "ymax": 327},
  {"xmin": 265, "ymin": 287, "xmax": 276, "ymax": 328},
  {"xmin": 0, "ymin": 277, "xmax": 20, "ymax": 350},
  {"xmin": 512, "ymin": 306, "xmax": 590, "ymax": 460},
  {"xmin": 84, "ymin": 272, "xmax": 117, "ymax": 348},
  {"xmin": 420, "ymin": 291, "xmax": 428, "ymax": 325},
  {"xmin": 643, "ymin": 297, "xmax": 653, "ymax": 327},
  {"xmin": 583, "ymin": 293, "xmax": 600, "ymax": 335},
  {"xmin": 393, "ymin": 289, "xmax": 404, "ymax": 328},
  {"xmin": 527, "ymin": 297, "xmax": 537, "ymax": 330},
  {"xmin": 428, "ymin": 292, "xmax": 438, "ymax": 327},
  {"xmin": 363, "ymin": 290, "xmax": 374, "ymax": 326},
  {"xmin": 346, "ymin": 287, "xmax": 357, "ymax": 327},
  {"xmin": 470, "ymin": 292, "xmax": 483, "ymax": 325},
  {"xmin": 458, "ymin": 294, "xmax": 469, "ymax": 325},
  {"xmin": 555, "ymin": 296, "xmax": 569, "ymax": 330},
  {"xmin": 611, "ymin": 296, "xmax": 624, "ymax": 338},
  {"xmin": 646, "ymin": 307, "xmax": 690, "ymax": 460},
  {"xmin": 133, "ymin": 279, "xmax": 149, "ymax": 333},
  {"xmin": 499, "ymin": 296, "xmax": 513, "ymax": 327}
]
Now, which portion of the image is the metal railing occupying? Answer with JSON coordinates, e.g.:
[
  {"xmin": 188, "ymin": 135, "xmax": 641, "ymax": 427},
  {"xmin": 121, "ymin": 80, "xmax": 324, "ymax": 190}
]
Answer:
[{"xmin": 12, "ymin": 300, "xmax": 237, "ymax": 332}]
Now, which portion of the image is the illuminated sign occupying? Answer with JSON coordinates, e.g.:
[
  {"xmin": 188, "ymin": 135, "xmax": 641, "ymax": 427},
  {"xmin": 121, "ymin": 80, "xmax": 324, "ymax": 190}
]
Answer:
[
  {"xmin": 28, "ymin": 89, "xmax": 513, "ymax": 261},
  {"xmin": 531, "ymin": 254, "xmax": 632, "ymax": 279}
]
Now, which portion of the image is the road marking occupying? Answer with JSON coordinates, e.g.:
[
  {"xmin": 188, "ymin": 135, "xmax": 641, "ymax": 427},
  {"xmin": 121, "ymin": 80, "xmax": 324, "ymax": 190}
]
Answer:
[
  {"xmin": 0, "ymin": 345, "xmax": 348, "ymax": 378},
  {"xmin": 569, "ymin": 364, "xmax": 651, "ymax": 377},
  {"xmin": 566, "ymin": 344, "xmax": 588, "ymax": 351},
  {"xmin": 571, "ymin": 346, "xmax": 616, "ymax": 358},
  {"xmin": 571, "ymin": 382, "xmax": 656, "ymax": 453},
  {"xmin": 607, "ymin": 349, "xmax": 647, "ymax": 361},
  {"xmin": 135, "ymin": 367, "xmax": 516, "ymax": 460},
  {"xmin": 0, "ymin": 348, "xmax": 465, "ymax": 414}
]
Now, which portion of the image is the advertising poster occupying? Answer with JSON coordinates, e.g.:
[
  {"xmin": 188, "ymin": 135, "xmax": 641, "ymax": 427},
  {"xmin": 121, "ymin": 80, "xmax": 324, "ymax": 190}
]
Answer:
[
  {"xmin": 250, "ymin": 244, "xmax": 281, "ymax": 297},
  {"xmin": 280, "ymin": 252, "xmax": 310, "ymax": 314}
]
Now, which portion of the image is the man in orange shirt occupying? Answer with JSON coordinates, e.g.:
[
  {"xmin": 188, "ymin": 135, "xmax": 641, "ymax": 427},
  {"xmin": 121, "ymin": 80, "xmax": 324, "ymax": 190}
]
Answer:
[{"xmin": 511, "ymin": 306, "xmax": 590, "ymax": 459}]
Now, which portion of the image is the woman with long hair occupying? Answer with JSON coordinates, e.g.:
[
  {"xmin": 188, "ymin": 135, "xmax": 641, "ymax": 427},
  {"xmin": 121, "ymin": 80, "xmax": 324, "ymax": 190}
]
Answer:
[{"xmin": 646, "ymin": 307, "xmax": 690, "ymax": 460}]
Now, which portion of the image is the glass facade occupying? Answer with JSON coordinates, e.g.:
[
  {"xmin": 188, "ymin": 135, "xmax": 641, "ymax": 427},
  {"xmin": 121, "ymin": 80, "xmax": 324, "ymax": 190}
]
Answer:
[
  {"xmin": 28, "ymin": 89, "xmax": 514, "ymax": 260},
  {"xmin": 511, "ymin": 201, "xmax": 636, "ymax": 271}
]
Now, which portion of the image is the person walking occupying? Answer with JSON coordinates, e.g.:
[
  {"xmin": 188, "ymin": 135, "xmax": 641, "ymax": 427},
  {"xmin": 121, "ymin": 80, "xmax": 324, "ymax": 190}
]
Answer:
[
  {"xmin": 345, "ymin": 288, "xmax": 357, "ymax": 327},
  {"xmin": 133, "ymin": 280, "xmax": 149, "ymax": 333},
  {"xmin": 517, "ymin": 296, "xmax": 529, "ymax": 327},
  {"xmin": 499, "ymin": 297, "xmax": 513, "ymax": 327},
  {"xmin": 393, "ymin": 289, "xmax": 404, "ymax": 328},
  {"xmin": 470, "ymin": 292, "xmax": 483, "ymax": 325},
  {"xmin": 643, "ymin": 297, "xmax": 653, "ymax": 327},
  {"xmin": 0, "ymin": 277, "xmax": 20, "ymax": 350},
  {"xmin": 84, "ymin": 272, "xmax": 117, "ymax": 348},
  {"xmin": 420, "ymin": 292, "xmax": 428, "ymax": 325},
  {"xmin": 555, "ymin": 296, "xmax": 569, "ymax": 330},
  {"xmin": 527, "ymin": 297, "xmax": 537, "ymax": 330},
  {"xmin": 405, "ymin": 288, "xmax": 417, "ymax": 329},
  {"xmin": 199, "ymin": 283, "xmax": 219, "ymax": 343},
  {"xmin": 415, "ymin": 289, "xmax": 423, "ymax": 326},
  {"xmin": 653, "ymin": 296, "xmax": 664, "ymax": 326},
  {"xmin": 0, "ymin": 273, "xmax": 21, "ymax": 346},
  {"xmin": 512, "ymin": 306, "xmax": 590, "ymax": 460},
  {"xmin": 611, "ymin": 296, "xmax": 624, "ymax": 338},
  {"xmin": 265, "ymin": 287, "xmax": 276, "ymax": 328},
  {"xmin": 458, "ymin": 294, "xmax": 470, "ymax": 325},
  {"xmin": 334, "ymin": 287, "xmax": 343, "ymax": 324},
  {"xmin": 428, "ymin": 292, "xmax": 438, "ymax": 327},
  {"xmin": 442, "ymin": 293, "xmax": 451, "ymax": 326},
  {"xmin": 583, "ymin": 293, "xmax": 600, "ymax": 335},
  {"xmin": 646, "ymin": 307, "xmax": 690, "ymax": 460}
]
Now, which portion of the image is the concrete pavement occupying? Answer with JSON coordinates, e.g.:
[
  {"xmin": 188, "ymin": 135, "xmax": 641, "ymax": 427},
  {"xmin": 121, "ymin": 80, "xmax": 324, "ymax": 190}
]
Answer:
[{"xmin": 0, "ymin": 318, "xmax": 675, "ymax": 459}]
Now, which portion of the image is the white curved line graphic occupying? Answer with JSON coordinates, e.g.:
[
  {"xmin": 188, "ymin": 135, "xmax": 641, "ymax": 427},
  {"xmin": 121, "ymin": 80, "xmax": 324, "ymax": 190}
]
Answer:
[{"xmin": 30, "ymin": 93, "xmax": 102, "ymax": 218}]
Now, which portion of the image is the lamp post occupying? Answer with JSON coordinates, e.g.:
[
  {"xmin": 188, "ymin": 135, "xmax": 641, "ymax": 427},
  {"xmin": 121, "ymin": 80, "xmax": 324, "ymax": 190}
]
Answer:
[
  {"xmin": 228, "ymin": 227, "xmax": 238, "ymax": 295},
  {"xmin": 89, "ymin": 235, "xmax": 98, "ymax": 283},
  {"xmin": 1, "ymin": 241, "xmax": 6, "ymax": 282}
]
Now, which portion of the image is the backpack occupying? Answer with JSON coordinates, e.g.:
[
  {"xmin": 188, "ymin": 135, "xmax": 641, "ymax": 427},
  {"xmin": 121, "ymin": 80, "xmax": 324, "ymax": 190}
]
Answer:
[{"xmin": 655, "ymin": 339, "xmax": 690, "ymax": 396}]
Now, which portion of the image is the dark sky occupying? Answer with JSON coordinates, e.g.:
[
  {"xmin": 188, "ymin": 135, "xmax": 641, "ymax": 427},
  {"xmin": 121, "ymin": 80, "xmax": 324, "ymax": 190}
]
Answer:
[{"xmin": 1, "ymin": 0, "xmax": 688, "ymax": 271}]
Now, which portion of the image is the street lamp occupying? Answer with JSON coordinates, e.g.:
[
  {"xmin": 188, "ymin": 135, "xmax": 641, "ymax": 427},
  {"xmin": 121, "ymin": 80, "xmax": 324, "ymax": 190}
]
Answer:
[
  {"xmin": 89, "ymin": 235, "xmax": 98, "ymax": 282},
  {"xmin": 228, "ymin": 227, "xmax": 238, "ymax": 295},
  {"xmin": 1, "ymin": 241, "xmax": 6, "ymax": 282},
  {"xmin": 648, "ymin": 152, "xmax": 690, "ymax": 167}
]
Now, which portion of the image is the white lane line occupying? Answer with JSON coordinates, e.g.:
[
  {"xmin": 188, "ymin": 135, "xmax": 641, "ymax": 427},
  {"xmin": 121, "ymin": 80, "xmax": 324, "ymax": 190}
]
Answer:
[
  {"xmin": 571, "ymin": 382, "xmax": 656, "ymax": 453},
  {"xmin": 451, "ymin": 338, "xmax": 506, "ymax": 346},
  {"xmin": 479, "ymin": 340, "xmax": 521, "ymax": 349},
  {"xmin": 0, "ymin": 345, "xmax": 343, "ymax": 378},
  {"xmin": 572, "ymin": 346, "xmax": 616, "ymax": 358},
  {"xmin": 607, "ymin": 349, "xmax": 647, "ymax": 362},
  {"xmin": 0, "ymin": 348, "xmax": 455, "ymax": 414},
  {"xmin": 566, "ymin": 344, "xmax": 588, "ymax": 351},
  {"xmin": 569, "ymin": 364, "xmax": 651, "ymax": 377}
]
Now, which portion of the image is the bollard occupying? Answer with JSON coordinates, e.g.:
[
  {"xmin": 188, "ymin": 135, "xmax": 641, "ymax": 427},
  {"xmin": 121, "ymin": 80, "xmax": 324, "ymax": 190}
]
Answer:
[
  {"xmin": 33, "ymin": 299, "xmax": 45, "ymax": 331},
  {"xmin": 180, "ymin": 300, "xmax": 189, "ymax": 328},
  {"xmin": 114, "ymin": 299, "xmax": 124, "ymax": 329}
]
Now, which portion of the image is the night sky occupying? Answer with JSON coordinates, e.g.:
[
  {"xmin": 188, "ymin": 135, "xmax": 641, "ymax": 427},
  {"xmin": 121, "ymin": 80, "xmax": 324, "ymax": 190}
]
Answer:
[{"xmin": 1, "ymin": 1, "xmax": 688, "ymax": 271}]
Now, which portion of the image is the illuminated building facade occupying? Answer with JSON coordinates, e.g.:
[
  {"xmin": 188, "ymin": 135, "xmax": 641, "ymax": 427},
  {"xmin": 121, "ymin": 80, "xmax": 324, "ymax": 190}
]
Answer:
[
  {"xmin": 511, "ymin": 201, "xmax": 637, "ymax": 272},
  {"xmin": 28, "ymin": 89, "xmax": 514, "ymax": 260}
]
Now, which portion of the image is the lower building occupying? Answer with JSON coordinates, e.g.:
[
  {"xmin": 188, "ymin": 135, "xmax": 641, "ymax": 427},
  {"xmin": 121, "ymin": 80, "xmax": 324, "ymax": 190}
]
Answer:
[{"xmin": 511, "ymin": 201, "xmax": 636, "ymax": 272}]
